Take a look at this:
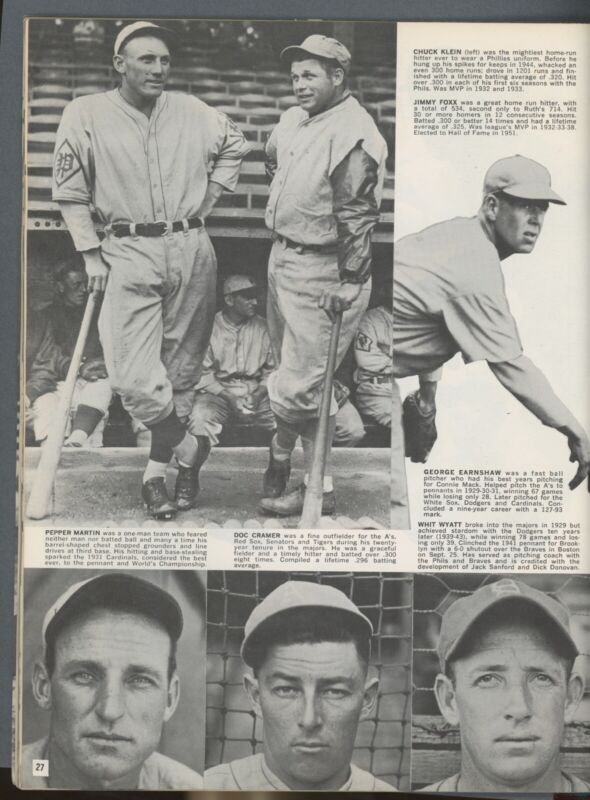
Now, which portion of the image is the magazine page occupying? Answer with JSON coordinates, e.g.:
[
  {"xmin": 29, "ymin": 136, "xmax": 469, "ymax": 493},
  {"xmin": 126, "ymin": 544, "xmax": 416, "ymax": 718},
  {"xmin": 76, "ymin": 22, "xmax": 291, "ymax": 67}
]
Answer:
[
  {"xmin": 394, "ymin": 21, "xmax": 590, "ymax": 793},
  {"xmin": 16, "ymin": 15, "xmax": 412, "ymax": 792}
]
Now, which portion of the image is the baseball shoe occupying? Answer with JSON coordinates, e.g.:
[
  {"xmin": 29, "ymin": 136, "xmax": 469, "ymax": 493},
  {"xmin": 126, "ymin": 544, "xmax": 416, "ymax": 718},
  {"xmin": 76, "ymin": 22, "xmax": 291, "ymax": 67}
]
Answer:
[
  {"xmin": 262, "ymin": 447, "xmax": 291, "ymax": 498},
  {"xmin": 141, "ymin": 477, "xmax": 177, "ymax": 520},
  {"xmin": 174, "ymin": 435, "xmax": 211, "ymax": 511},
  {"xmin": 259, "ymin": 483, "xmax": 336, "ymax": 517}
]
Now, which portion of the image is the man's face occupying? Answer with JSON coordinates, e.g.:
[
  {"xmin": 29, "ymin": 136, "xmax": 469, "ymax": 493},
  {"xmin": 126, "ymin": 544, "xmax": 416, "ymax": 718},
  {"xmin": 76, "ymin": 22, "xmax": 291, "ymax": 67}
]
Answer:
[
  {"xmin": 226, "ymin": 289, "xmax": 258, "ymax": 320},
  {"xmin": 290, "ymin": 58, "xmax": 343, "ymax": 117},
  {"xmin": 115, "ymin": 36, "xmax": 170, "ymax": 104},
  {"xmin": 34, "ymin": 609, "xmax": 179, "ymax": 788},
  {"xmin": 435, "ymin": 619, "xmax": 583, "ymax": 790},
  {"xmin": 59, "ymin": 270, "xmax": 87, "ymax": 307},
  {"xmin": 244, "ymin": 640, "xmax": 377, "ymax": 790},
  {"xmin": 492, "ymin": 194, "xmax": 549, "ymax": 255}
]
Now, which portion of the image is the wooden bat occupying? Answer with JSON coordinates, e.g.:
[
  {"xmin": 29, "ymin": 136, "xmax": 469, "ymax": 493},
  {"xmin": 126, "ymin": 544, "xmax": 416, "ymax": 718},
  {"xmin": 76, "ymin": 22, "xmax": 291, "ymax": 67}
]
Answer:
[
  {"xmin": 26, "ymin": 291, "xmax": 100, "ymax": 520},
  {"xmin": 300, "ymin": 311, "xmax": 342, "ymax": 528}
]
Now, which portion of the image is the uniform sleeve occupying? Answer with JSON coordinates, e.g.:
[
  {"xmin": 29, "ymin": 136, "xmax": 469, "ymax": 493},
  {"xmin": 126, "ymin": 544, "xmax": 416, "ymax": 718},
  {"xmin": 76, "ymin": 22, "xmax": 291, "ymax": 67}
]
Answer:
[
  {"xmin": 208, "ymin": 112, "xmax": 251, "ymax": 192},
  {"xmin": 195, "ymin": 342, "xmax": 225, "ymax": 395},
  {"xmin": 26, "ymin": 318, "xmax": 70, "ymax": 403},
  {"xmin": 354, "ymin": 313, "xmax": 391, "ymax": 375},
  {"xmin": 52, "ymin": 100, "xmax": 93, "ymax": 205},
  {"xmin": 330, "ymin": 142, "xmax": 380, "ymax": 284},
  {"xmin": 264, "ymin": 126, "xmax": 278, "ymax": 182},
  {"xmin": 442, "ymin": 291, "xmax": 523, "ymax": 364}
]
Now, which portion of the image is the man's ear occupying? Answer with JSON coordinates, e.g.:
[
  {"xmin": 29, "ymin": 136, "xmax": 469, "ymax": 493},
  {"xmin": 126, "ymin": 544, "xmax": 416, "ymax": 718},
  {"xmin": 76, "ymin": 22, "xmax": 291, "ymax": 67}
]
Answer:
[
  {"xmin": 564, "ymin": 671, "xmax": 584, "ymax": 723},
  {"xmin": 332, "ymin": 67, "xmax": 345, "ymax": 87},
  {"xmin": 113, "ymin": 54, "xmax": 125, "ymax": 75},
  {"xmin": 481, "ymin": 193, "xmax": 499, "ymax": 222},
  {"xmin": 163, "ymin": 672, "xmax": 180, "ymax": 723},
  {"xmin": 243, "ymin": 673, "xmax": 262, "ymax": 718},
  {"xmin": 434, "ymin": 673, "xmax": 460, "ymax": 726},
  {"xmin": 359, "ymin": 676, "xmax": 379, "ymax": 721},
  {"xmin": 32, "ymin": 662, "xmax": 53, "ymax": 711}
]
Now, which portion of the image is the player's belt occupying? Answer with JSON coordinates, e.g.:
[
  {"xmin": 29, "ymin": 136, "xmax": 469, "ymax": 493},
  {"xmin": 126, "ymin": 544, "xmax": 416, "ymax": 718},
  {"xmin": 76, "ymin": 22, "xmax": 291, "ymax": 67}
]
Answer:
[
  {"xmin": 365, "ymin": 375, "xmax": 392, "ymax": 385},
  {"xmin": 108, "ymin": 216, "xmax": 204, "ymax": 238},
  {"xmin": 273, "ymin": 233, "xmax": 336, "ymax": 254}
]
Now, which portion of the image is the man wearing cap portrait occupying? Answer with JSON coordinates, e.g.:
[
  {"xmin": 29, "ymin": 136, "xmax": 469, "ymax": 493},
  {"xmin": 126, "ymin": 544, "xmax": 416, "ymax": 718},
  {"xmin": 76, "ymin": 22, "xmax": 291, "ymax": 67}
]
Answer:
[
  {"xmin": 22, "ymin": 573, "xmax": 203, "ymax": 790},
  {"xmin": 422, "ymin": 578, "xmax": 589, "ymax": 793},
  {"xmin": 392, "ymin": 156, "xmax": 590, "ymax": 526},
  {"xmin": 258, "ymin": 35, "xmax": 388, "ymax": 516},
  {"xmin": 52, "ymin": 20, "xmax": 250, "ymax": 520},
  {"xmin": 205, "ymin": 581, "xmax": 397, "ymax": 791}
]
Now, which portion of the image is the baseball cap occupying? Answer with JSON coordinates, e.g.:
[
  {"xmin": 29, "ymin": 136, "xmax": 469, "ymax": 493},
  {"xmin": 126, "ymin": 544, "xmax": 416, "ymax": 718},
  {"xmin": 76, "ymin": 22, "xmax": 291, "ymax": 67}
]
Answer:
[
  {"xmin": 114, "ymin": 21, "xmax": 176, "ymax": 56},
  {"xmin": 483, "ymin": 155, "xmax": 566, "ymax": 204},
  {"xmin": 438, "ymin": 578, "xmax": 578, "ymax": 670},
  {"xmin": 241, "ymin": 580, "xmax": 373, "ymax": 666},
  {"xmin": 42, "ymin": 573, "xmax": 184, "ymax": 649},
  {"xmin": 223, "ymin": 274, "xmax": 257, "ymax": 296},
  {"xmin": 280, "ymin": 35, "xmax": 352, "ymax": 73}
]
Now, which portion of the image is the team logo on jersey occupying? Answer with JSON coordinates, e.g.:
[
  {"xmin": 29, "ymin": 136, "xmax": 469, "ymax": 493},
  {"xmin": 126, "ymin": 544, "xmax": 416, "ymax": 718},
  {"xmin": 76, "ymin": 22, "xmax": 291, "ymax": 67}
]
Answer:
[
  {"xmin": 355, "ymin": 332, "xmax": 373, "ymax": 352},
  {"xmin": 54, "ymin": 139, "xmax": 81, "ymax": 187}
]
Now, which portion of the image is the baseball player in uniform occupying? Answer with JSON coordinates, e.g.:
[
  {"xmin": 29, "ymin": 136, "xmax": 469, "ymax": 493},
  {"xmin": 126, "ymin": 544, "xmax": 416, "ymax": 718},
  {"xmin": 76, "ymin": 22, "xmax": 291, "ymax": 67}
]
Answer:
[
  {"xmin": 422, "ymin": 578, "xmax": 588, "ymax": 793},
  {"xmin": 392, "ymin": 156, "xmax": 590, "ymax": 526},
  {"xmin": 52, "ymin": 21, "xmax": 250, "ymax": 519},
  {"xmin": 23, "ymin": 573, "xmax": 202, "ymax": 790},
  {"xmin": 259, "ymin": 35, "xmax": 387, "ymax": 516},
  {"xmin": 188, "ymin": 274, "xmax": 276, "ymax": 446},
  {"xmin": 205, "ymin": 581, "xmax": 397, "ymax": 791}
]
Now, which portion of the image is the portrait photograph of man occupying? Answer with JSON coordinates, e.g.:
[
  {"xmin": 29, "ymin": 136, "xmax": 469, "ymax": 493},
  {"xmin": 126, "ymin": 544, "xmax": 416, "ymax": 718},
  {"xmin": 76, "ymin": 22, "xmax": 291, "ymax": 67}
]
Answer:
[
  {"xmin": 18, "ymin": 569, "xmax": 206, "ymax": 790},
  {"xmin": 411, "ymin": 573, "xmax": 590, "ymax": 792},
  {"xmin": 205, "ymin": 571, "xmax": 412, "ymax": 791}
]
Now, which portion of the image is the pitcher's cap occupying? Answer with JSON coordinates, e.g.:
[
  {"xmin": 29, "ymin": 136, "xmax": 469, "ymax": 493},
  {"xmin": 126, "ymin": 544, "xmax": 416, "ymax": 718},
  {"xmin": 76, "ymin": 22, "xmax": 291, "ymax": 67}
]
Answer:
[
  {"xmin": 114, "ymin": 21, "xmax": 176, "ymax": 55},
  {"xmin": 483, "ymin": 155, "xmax": 565, "ymax": 204},
  {"xmin": 241, "ymin": 580, "xmax": 372, "ymax": 666},
  {"xmin": 280, "ymin": 35, "xmax": 351, "ymax": 73},
  {"xmin": 42, "ymin": 573, "xmax": 184, "ymax": 648},
  {"xmin": 438, "ymin": 578, "xmax": 578, "ymax": 669}
]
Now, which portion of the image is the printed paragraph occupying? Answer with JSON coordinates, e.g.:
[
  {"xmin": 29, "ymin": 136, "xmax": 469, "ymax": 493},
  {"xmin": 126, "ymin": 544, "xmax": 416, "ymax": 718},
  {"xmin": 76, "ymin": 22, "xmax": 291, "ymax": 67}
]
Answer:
[{"xmin": 417, "ymin": 520, "xmax": 581, "ymax": 572}]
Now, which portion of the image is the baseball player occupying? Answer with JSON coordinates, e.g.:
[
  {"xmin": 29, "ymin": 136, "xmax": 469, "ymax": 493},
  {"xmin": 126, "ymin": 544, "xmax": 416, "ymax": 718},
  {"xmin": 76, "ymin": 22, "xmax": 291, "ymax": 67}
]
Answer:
[
  {"xmin": 205, "ymin": 581, "xmax": 397, "ymax": 791},
  {"xmin": 423, "ymin": 578, "xmax": 588, "ymax": 792},
  {"xmin": 188, "ymin": 274, "xmax": 276, "ymax": 449},
  {"xmin": 52, "ymin": 21, "xmax": 250, "ymax": 519},
  {"xmin": 259, "ymin": 35, "xmax": 387, "ymax": 516},
  {"xmin": 23, "ymin": 573, "xmax": 202, "ymax": 790},
  {"xmin": 392, "ymin": 155, "xmax": 590, "ymax": 525}
]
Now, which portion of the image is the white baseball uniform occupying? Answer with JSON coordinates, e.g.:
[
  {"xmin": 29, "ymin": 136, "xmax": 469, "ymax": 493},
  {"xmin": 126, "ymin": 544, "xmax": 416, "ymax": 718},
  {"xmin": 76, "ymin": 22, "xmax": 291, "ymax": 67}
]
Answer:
[{"xmin": 52, "ymin": 89, "xmax": 250, "ymax": 424}]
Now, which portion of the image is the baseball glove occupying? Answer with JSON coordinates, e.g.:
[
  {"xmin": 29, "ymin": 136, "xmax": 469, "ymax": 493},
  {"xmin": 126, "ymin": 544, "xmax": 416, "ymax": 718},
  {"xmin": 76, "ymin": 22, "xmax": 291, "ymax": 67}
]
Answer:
[{"xmin": 402, "ymin": 390, "xmax": 437, "ymax": 463}]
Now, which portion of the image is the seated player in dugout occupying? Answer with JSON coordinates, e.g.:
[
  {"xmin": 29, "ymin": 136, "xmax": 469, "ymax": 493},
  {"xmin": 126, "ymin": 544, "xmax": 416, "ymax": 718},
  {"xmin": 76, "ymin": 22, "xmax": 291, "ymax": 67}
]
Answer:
[
  {"xmin": 392, "ymin": 156, "xmax": 590, "ymax": 526},
  {"xmin": 424, "ymin": 578, "xmax": 588, "ymax": 793},
  {"xmin": 205, "ymin": 581, "xmax": 397, "ymax": 791},
  {"xmin": 23, "ymin": 573, "xmax": 203, "ymax": 790},
  {"xmin": 25, "ymin": 261, "xmax": 111, "ymax": 448}
]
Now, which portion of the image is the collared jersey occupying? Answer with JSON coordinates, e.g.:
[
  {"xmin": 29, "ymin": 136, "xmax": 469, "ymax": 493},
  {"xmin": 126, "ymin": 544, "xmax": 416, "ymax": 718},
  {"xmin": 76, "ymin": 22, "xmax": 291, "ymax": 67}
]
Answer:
[
  {"xmin": 393, "ymin": 216, "xmax": 523, "ymax": 378},
  {"xmin": 52, "ymin": 89, "xmax": 250, "ymax": 240},
  {"xmin": 204, "ymin": 752, "xmax": 397, "ymax": 791},
  {"xmin": 354, "ymin": 305, "xmax": 393, "ymax": 383},
  {"xmin": 21, "ymin": 738, "xmax": 203, "ymax": 790},
  {"xmin": 420, "ymin": 770, "xmax": 590, "ymax": 793},
  {"xmin": 196, "ymin": 311, "xmax": 275, "ymax": 395},
  {"xmin": 265, "ymin": 95, "xmax": 387, "ymax": 246}
]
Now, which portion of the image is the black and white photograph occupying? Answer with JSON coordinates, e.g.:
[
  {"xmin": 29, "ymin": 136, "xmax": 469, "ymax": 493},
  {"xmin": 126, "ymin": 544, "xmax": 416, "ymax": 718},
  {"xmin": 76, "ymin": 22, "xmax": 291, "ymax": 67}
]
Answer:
[
  {"xmin": 22, "ymin": 17, "xmax": 396, "ymax": 529},
  {"xmin": 411, "ymin": 573, "xmax": 590, "ymax": 792},
  {"xmin": 18, "ymin": 569, "xmax": 206, "ymax": 790},
  {"xmin": 205, "ymin": 571, "xmax": 411, "ymax": 790},
  {"xmin": 393, "ymin": 24, "xmax": 590, "ymax": 530}
]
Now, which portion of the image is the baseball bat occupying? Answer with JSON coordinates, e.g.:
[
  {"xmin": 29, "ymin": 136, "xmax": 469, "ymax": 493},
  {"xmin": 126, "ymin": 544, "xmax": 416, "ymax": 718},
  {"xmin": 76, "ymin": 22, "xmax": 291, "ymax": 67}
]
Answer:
[
  {"xmin": 300, "ymin": 311, "xmax": 342, "ymax": 528},
  {"xmin": 26, "ymin": 290, "xmax": 100, "ymax": 520}
]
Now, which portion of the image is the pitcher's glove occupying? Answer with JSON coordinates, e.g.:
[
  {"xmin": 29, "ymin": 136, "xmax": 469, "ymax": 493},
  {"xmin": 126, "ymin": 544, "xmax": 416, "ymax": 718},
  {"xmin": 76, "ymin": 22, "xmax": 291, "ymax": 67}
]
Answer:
[{"xmin": 403, "ymin": 390, "xmax": 437, "ymax": 463}]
